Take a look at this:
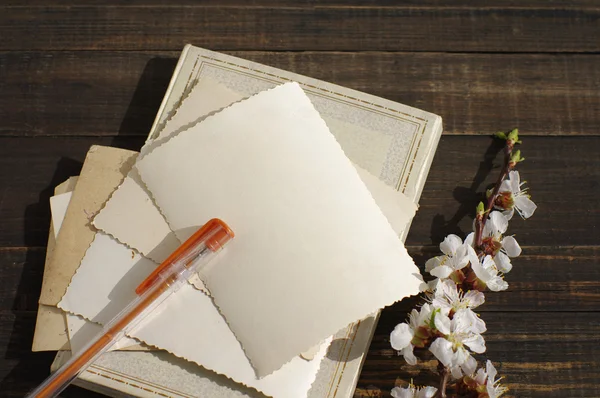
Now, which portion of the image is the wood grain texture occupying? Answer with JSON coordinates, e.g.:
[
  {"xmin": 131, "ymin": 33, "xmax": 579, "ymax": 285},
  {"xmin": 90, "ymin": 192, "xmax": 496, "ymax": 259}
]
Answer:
[
  {"xmin": 0, "ymin": 136, "xmax": 144, "ymax": 248},
  {"xmin": 0, "ymin": 135, "xmax": 595, "ymax": 248},
  {"xmin": 1, "ymin": 310, "xmax": 597, "ymax": 397},
  {"xmin": 5, "ymin": 1, "xmax": 600, "ymax": 7},
  {"xmin": 1, "ymin": 245, "xmax": 598, "ymax": 315},
  {"xmin": 358, "ymin": 312, "xmax": 600, "ymax": 397},
  {"xmin": 405, "ymin": 135, "xmax": 600, "ymax": 247},
  {"xmin": 0, "ymin": 311, "xmax": 104, "ymax": 398},
  {"xmin": 2, "ymin": 51, "xmax": 599, "ymax": 137},
  {"xmin": 1, "ymin": 6, "xmax": 599, "ymax": 52},
  {"xmin": 1, "ymin": 244, "xmax": 599, "ymax": 396},
  {"xmin": 0, "ymin": 1, "xmax": 598, "ymax": 396}
]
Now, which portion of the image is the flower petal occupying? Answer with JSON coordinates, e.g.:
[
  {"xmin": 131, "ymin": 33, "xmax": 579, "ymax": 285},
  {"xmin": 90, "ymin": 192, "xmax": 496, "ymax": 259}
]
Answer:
[
  {"xmin": 502, "ymin": 235, "xmax": 522, "ymax": 257},
  {"xmin": 453, "ymin": 251, "xmax": 470, "ymax": 270},
  {"xmin": 466, "ymin": 245, "xmax": 480, "ymax": 267},
  {"xmin": 417, "ymin": 387, "xmax": 438, "ymax": 398},
  {"xmin": 464, "ymin": 232, "xmax": 475, "ymax": 247},
  {"xmin": 474, "ymin": 367, "xmax": 487, "ymax": 384},
  {"xmin": 391, "ymin": 386, "xmax": 413, "ymax": 398},
  {"xmin": 499, "ymin": 178, "xmax": 512, "ymax": 193},
  {"xmin": 429, "ymin": 337, "xmax": 454, "ymax": 367},
  {"xmin": 464, "ymin": 333, "xmax": 486, "ymax": 353},
  {"xmin": 432, "ymin": 297, "xmax": 451, "ymax": 315},
  {"xmin": 482, "ymin": 255, "xmax": 497, "ymax": 270},
  {"xmin": 471, "ymin": 259, "xmax": 489, "ymax": 283},
  {"xmin": 459, "ymin": 308, "xmax": 487, "ymax": 334},
  {"xmin": 487, "ymin": 276, "xmax": 509, "ymax": 292},
  {"xmin": 464, "ymin": 290, "xmax": 485, "ymax": 308},
  {"xmin": 434, "ymin": 313, "xmax": 452, "ymax": 335},
  {"xmin": 495, "ymin": 251, "xmax": 513, "ymax": 273},
  {"xmin": 486, "ymin": 360, "xmax": 498, "ymax": 381},
  {"xmin": 430, "ymin": 265, "xmax": 453, "ymax": 279},
  {"xmin": 471, "ymin": 315, "xmax": 488, "ymax": 334},
  {"xmin": 390, "ymin": 323, "xmax": 414, "ymax": 350},
  {"xmin": 508, "ymin": 170, "xmax": 521, "ymax": 193},
  {"xmin": 489, "ymin": 211, "xmax": 509, "ymax": 234},
  {"xmin": 453, "ymin": 346, "xmax": 469, "ymax": 368},
  {"xmin": 461, "ymin": 354, "xmax": 478, "ymax": 376},
  {"xmin": 502, "ymin": 208, "xmax": 515, "ymax": 221},
  {"xmin": 402, "ymin": 344, "xmax": 418, "ymax": 365},
  {"xmin": 417, "ymin": 304, "xmax": 433, "ymax": 325},
  {"xmin": 450, "ymin": 365, "xmax": 464, "ymax": 379},
  {"xmin": 440, "ymin": 234, "xmax": 463, "ymax": 255},
  {"xmin": 425, "ymin": 256, "xmax": 442, "ymax": 272},
  {"xmin": 427, "ymin": 278, "xmax": 443, "ymax": 294},
  {"xmin": 514, "ymin": 195, "xmax": 537, "ymax": 219}
]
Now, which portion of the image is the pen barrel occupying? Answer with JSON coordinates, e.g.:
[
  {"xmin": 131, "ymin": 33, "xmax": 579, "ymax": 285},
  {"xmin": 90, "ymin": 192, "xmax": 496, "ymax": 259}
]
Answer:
[
  {"xmin": 27, "ymin": 219, "xmax": 233, "ymax": 398},
  {"xmin": 27, "ymin": 281, "xmax": 171, "ymax": 398}
]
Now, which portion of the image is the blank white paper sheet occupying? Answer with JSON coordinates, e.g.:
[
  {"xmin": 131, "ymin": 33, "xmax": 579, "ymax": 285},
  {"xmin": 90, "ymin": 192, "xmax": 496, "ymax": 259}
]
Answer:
[{"xmin": 136, "ymin": 82, "xmax": 422, "ymax": 377}]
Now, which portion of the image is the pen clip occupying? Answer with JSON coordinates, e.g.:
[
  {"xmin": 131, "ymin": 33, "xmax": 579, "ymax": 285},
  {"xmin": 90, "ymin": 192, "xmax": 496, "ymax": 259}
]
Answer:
[{"xmin": 135, "ymin": 218, "xmax": 234, "ymax": 295}]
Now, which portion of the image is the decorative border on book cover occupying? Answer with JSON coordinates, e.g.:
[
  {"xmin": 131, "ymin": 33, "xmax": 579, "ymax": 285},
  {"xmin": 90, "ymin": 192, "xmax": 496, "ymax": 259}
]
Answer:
[{"xmin": 75, "ymin": 47, "xmax": 437, "ymax": 398}]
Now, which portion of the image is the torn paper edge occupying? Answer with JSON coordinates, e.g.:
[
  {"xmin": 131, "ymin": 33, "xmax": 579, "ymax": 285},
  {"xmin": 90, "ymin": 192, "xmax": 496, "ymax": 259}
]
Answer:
[{"xmin": 134, "ymin": 82, "xmax": 423, "ymax": 376}]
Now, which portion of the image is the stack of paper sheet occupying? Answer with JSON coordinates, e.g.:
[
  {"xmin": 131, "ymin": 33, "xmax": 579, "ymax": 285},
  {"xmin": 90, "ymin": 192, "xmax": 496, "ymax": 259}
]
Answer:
[{"xmin": 49, "ymin": 79, "xmax": 423, "ymax": 398}]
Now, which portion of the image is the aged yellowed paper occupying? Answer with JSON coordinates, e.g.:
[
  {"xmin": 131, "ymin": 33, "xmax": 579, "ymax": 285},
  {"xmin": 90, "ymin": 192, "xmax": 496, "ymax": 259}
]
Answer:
[{"xmin": 136, "ymin": 82, "xmax": 422, "ymax": 376}]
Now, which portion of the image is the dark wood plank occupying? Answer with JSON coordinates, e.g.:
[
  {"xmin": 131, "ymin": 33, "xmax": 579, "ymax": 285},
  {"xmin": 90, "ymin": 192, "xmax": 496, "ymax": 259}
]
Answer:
[
  {"xmin": 405, "ymin": 135, "xmax": 600, "ymax": 247},
  {"xmin": 1, "ymin": 245, "xmax": 598, "ymax": 316},
  {"xmin": 5, "ymin": 1, "xmax": 600, "ymax": 7},
  {"xmin": 0, "ymin": 312, "xmax": 105, "ymax": 397},
  {"xmin": 2, "ymin": 51, "xmax": 599, "ymax": 137},
  {"xmin": 1, "ymin": 6, "xmax": 599, "ymax": 52},
  {"xmin": 2, "ymin": 309, "xmax": 598, "ymax": 396},
  {"xmin": 0, "ymin": 52, "xmax": 178, "ymax": 138},
  {"xmin": 358, "ymin": 312, "xmax": 600, "ymax": 397},
  {"xmin": 0, "ymin": 135, "xmax": 596, "ymax": 248},
  {"xmin": 0, "ymin": 137, "xmax": 145, "ymax": 248},
  {"xmin": 405, "ymin": 246, "xmax": 600, "ymax": 313},
  {"xmin": 0, "ymin": 248, "xmax": 46, "ymax": 313}
]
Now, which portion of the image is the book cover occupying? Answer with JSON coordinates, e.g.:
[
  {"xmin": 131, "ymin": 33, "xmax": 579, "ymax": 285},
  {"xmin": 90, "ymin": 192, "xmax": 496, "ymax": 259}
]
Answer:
[{"xmin": 49, "ymin": 45, "xmax": 442, "ymax": 398}]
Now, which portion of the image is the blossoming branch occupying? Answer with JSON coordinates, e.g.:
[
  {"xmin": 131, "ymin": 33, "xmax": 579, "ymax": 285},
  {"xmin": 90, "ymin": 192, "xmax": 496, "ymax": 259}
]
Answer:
[{"xmin": 390, "ymin": 129, "xmax": 537, "ymax": 398}]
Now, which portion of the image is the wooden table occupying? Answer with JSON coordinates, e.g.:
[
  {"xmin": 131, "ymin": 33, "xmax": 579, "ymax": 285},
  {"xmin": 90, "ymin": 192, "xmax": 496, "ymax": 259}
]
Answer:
[{"xmin": 1, "ymin": 2, "xmax": 598, "ymax": 397}]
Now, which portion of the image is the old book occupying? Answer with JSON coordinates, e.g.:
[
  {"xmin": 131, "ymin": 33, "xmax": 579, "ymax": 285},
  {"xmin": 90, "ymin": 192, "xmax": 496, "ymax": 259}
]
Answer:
[{"xmin": 50, "ymin": 45, "xmax": 442, "ymax": 397}]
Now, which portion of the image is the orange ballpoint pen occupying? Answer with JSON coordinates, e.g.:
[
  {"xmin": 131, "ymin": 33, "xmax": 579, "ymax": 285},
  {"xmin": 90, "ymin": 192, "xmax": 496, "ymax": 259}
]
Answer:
[{"xmin": 27, "ymin": 218, "xmax": 234, "ymax": 398}]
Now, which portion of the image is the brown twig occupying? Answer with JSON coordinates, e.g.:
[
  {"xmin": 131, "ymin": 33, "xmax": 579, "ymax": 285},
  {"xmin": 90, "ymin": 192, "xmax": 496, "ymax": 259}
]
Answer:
[
  {"xmin": 432, "ymin": 364, "xmax": 450, "ymax": 398},
  {"xmin": 474, "ymin": 140, "xmax": 515, "ymax": 250}
]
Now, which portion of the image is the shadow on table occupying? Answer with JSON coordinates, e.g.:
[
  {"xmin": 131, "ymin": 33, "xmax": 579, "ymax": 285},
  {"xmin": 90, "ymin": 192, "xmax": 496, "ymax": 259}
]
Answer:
[
  {"xmin": 1, "ymin": 56, "xmax": 178, "ymax": 396},
  {"xmin": 0, "ymin": 157, "xmax": 84, "ymax": 396},
  {"xmin": 428, "ymin": 136, "xmax": 506, "ymax": 247},
  {"xmin": 113, "ymin": 56, "xmax": 178, "ymax": 149}
]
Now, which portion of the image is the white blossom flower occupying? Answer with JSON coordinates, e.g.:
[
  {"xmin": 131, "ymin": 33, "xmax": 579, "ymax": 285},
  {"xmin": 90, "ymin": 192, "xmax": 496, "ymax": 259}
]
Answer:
[
  {"xmin": 390, "ymin": 304, "xmax": 436, "ymax": 365},
  {"xmin": 425, "ymin": 234, "xmax": 471, "ymax": 279},
  {"xmin": 431, "ymin": 280, "xmax": 487, "ymax": 333},
  {"xmin": 470, "ymin": 254, "xmax": 509, "ymax": 292},
  {"xmin": 391, "ymin": 385, "xmax": 437, "ymax": 398},
  {"xmin": 429, "ymin": 309, "xmax": 486, "ymax": 378},
  {"xmin": 484, "ymin": 360, "xmax": 509, "ymax": 398},
  {"xmin": 495, "ymin": 170, "xmax": 537, "ymax": 220},
  {"xmin": 466, "ymin": 211, "xmax": 521, "ymax": 273},
  {"xmin": 465, "ymin": 360, "xmax": 508, "ymax": 397},
  {"xmin": 432, "ymin": 279, "xmax": 485, "ymax": 312},
  {"xmin": 390, "ymin": 323, "xmax": 417, "ymax": 365}
]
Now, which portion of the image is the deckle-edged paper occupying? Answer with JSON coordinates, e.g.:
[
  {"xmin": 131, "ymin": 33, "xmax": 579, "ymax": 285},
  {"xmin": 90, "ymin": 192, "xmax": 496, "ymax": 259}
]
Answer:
[
  {"xmin": 93, "ymin": 78, "xmax": 242, "ymax": 263},
  {"xmin": 136, "ymin": 82, "xmax": 423, "ymax": 377},
  {"xmin": 48, "ymin": 187, "xmax": 142, "ymax": 352},
  {"xmin": 58, "ymin": 231, "xmax": 329, "ymax": 398},
  {"xmin": 93, "ymin": 170, "xmax": 180, "ymax": 264},
  {"xmin": 32, "ymin": 178, "xmax": 78, "ymax": 352},
  {"xmin": 38, "ymin": 146, "xmax": 138, "ymax": 307},
  {"xmin": 49, "ymin": 191, "xmax": 73, "ymax": 234},
  {"xmin": 33, "ymin": 145, "xmax": 138, "ymax": 352},
  {"xmin": 93, "ymin": 77, "xmax": 416, "ymax": 292}
]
